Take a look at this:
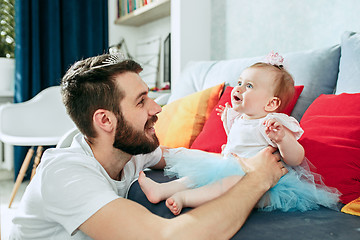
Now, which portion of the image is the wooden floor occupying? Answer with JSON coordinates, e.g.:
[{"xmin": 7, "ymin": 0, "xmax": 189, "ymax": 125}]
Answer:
[{"xmin": 0, "ymin": 170, "xmax": 28, "ymax": 240}]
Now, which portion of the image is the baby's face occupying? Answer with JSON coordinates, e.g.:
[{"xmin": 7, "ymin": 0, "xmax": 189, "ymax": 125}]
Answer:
[{"xmin": 231, "ymin": 67, "xmax": 277, "ymax": 119}]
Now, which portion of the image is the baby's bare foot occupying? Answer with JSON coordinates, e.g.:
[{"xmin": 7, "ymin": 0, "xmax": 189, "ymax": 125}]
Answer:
[
  {"xmin": 138, "ymin": 171, "xmax": 164, "ymax": 204},
  {"xmin": 165, "ymin": 195, "xmax": 183, "ymax": 215}
]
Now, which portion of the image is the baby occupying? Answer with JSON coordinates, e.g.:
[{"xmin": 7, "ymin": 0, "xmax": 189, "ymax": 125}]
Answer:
[{"xmin": 139, "ymin": 52, "xmax": 340, "ymax": 215}]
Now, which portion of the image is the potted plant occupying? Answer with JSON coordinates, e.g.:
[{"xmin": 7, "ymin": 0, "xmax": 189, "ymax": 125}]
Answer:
[{"xmin": 0, "ymin": 0, "xmax": 15, "ymax": 94}]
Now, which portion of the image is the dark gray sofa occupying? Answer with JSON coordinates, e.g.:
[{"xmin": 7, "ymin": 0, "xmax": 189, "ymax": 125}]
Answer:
[{"xmin": 128, "ymin": 31, "xmax": 360, "ymax": 239}]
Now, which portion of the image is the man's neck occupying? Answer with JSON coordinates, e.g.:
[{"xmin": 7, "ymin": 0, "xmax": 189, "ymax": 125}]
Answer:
[{"xmin": 85, "ymin": 137, "xmax": 132, "ymax": 180}]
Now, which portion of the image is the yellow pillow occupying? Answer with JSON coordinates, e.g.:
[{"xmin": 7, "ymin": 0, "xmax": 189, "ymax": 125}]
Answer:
[
  {"xmin": 341, "ymin": 197, "xmax": 360, "ymax": 217},
  {"xmin": 155, "ymin": 83, "xmax": 225, "ymax": 148}
]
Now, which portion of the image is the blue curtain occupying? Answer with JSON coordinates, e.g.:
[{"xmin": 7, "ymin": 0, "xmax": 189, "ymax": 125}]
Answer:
[{"xmin": 14, "ymin": 0, "xmax": 108, "ymax": 180}]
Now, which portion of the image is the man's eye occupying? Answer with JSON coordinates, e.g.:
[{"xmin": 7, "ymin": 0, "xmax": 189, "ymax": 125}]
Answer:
[{"xmin": 138, "ymin": 98, "xmax": 145, "ymax": 106}]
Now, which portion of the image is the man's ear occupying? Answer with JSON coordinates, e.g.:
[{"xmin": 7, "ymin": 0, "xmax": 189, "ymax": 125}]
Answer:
[
  {"xmin": 265, "ymin": 97, "xmax": 281, "ymax": 112},
  {"xmin": 93, "ymin": 109, "xmax": 115, "ymax": 133}
]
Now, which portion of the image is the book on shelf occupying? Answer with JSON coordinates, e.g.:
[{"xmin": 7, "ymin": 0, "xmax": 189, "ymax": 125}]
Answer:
[{"xmin": 117, "ymin": 0, "xmax": 159, "ymax": 18}]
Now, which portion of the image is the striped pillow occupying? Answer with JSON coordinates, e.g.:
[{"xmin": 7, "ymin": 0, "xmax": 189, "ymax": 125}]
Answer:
[{"xmin": 154, "ymin": 82, "xmax": 225, "ymax": 148}]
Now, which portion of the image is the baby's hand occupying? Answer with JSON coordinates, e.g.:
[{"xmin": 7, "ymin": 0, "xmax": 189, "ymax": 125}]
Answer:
[
  {"xmin": 263, "ymin": 119, "xmax": 285, "ymax": 143},
  {"xmin": 216, "ymin": 102, "xmax": 230, "ymax": 122},
  {"xmin": 220, "ymin": 144, "xmax": 227, "ymax": 156}
]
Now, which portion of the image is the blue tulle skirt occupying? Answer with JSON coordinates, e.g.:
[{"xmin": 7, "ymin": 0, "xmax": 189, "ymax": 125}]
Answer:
[{"xmin": 164, "ymin": 148, "xmax": 341, "ymax": 212}]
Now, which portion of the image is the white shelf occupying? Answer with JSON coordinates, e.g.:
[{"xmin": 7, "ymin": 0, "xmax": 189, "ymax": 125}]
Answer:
[{"xmin": 115, "ymin": 0, "xmax": 170, "ymax": 26}]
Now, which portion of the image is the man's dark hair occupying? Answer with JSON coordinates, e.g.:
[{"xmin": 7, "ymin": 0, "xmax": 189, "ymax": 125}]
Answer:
[{"xmin": 61, "ymin": 54, "xmax": 142, "ymax": 138}]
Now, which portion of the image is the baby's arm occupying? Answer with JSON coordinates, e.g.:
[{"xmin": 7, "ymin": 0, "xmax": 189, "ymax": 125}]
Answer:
[{"xmin": 264, "ymin": 119, "xmax": 305, "ymax": 166}]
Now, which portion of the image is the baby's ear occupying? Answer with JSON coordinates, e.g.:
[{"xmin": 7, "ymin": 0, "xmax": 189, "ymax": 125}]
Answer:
[{"xmin": 265, "ymin": 97, "xmax": 281, "ymax": 112}]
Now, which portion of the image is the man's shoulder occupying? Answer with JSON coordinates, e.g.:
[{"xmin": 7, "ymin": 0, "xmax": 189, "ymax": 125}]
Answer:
[
  {"xmin": 43, "ymin": 146, "xmax": 87, "ymax": 160},
  {"xmin": 42, "ymin": 133, "xmax": 92, "ymax": 163},
  {"xmin": 39, "ymin": 146, "xmax": 97, "ymax": 173},
  {"xmin": 37, "ymin": 147, "xmax": 107, "ymax": 193}
]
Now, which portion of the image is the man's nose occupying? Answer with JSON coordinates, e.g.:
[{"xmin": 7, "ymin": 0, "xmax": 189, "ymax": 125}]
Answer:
[{"xmin": 148, "ymin": 98, "xmax": 162, "ymax": 116}]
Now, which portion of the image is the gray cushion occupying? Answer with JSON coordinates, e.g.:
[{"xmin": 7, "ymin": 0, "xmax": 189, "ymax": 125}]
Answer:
[
  {"xmin": 169, "ymin": 46, "xmax": 340, "ymax": 121},
  {"xmin": 335, "ymin": 31, "xmax": 360, "ymax": 94},
  {"xmin": 284, "ymin": 45, "xmax": 340, "ymax": 121},
  {"xmin": 167, "ymin": 57, "xmax": 261, "ymax": 104},
  {"xmin": 167, "ymin": 61, "xmax": 218, "ymax": 103}
]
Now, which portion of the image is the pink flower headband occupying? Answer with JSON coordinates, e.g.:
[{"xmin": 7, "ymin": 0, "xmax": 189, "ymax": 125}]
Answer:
[{"xmin": 265, "ymin": 51, "xmax": 284, "ymax": 67}]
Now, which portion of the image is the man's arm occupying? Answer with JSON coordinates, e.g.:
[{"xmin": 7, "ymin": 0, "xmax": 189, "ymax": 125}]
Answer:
[{"xmin": 80, "ymin": 146, "xmax": 285, "ymax": 240}]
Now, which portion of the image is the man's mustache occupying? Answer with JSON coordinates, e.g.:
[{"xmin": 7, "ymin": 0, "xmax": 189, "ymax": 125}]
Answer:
[{"xmin": 145, "ymin": 115, "xmax": 158, "ymax": 128}]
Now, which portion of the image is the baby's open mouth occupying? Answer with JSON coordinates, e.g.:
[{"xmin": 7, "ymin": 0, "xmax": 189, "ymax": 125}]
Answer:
[{"xmin": 233, "ymin": 95, "xmax": 241, "ymax": 101}]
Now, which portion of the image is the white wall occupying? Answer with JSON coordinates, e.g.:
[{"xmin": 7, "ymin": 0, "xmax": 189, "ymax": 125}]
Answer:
[
  {"xmin": 109, "ymin": 0, "xmax": 360, "ymax": 86},
  {"xmin": 212, "ymin": 0, "xmax": 360, "ymax": 59},
  {"xmin": 171, "ymin": 0, "xmax": 211, "ymax": 84}
]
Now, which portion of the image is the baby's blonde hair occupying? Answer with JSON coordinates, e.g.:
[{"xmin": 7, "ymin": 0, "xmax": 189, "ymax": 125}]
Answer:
[{"xmin": 249, "ymin": 62, "xmax": 295, "ymax": 112}]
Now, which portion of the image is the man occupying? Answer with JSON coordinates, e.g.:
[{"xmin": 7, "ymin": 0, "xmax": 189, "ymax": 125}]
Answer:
[{"xmin": 10, "ymin": 54, "xmax": 286, "ymax": 239}]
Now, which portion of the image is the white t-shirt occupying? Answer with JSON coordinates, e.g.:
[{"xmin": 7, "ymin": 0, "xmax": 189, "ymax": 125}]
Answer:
[
  {"xmin": 9, "ymin": 133, "xmax": 162, "ymax": 240},
  {"xmin": 223, "ymin": 110, "xmax": 304, "ymax": 158}
]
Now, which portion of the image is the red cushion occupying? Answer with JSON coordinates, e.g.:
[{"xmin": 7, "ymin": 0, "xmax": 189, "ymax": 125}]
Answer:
[
  {"xmin": 282, "ymin": 85, "xmax": 304, "ymax": 115},
  {"xmin": 298, "ymin": 93, "xmax": 360, "ymax": 204},
  {"xmin": 190, "ymin": 87, "xmax": 233, "ymax": 153},
  {"xmin": 190, "ymin": 85, "xmax": 304, "ymax": 153}
]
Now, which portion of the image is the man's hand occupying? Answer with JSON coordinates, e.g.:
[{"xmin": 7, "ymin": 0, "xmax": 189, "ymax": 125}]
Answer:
[{"xmin": 233, "ymin": 146, "xmax": 287, "ymax": 189}]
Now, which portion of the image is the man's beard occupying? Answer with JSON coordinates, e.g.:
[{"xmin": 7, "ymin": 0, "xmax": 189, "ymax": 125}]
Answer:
[{"xmin": 113, "ymin": 113, "xmax": 159, "ymax": 155}]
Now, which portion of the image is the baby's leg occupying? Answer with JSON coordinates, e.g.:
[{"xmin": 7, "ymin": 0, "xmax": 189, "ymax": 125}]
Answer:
[
  {"xmin": 166, "ymin": 175, "xmax": 242, "ymax": 215},
  {"xmin": 138, "ymin": 171, "xmax": 190, "ymax": 204}
]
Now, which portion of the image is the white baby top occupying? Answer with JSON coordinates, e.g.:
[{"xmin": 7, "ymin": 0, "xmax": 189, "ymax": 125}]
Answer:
[{"xmin": 222, "ymin": 109, "xmax": 304, "ymax": 158}]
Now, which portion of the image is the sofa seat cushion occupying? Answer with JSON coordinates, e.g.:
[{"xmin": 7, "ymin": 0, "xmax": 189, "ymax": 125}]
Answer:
[
  {"xmin": 128, "ymin": 170, "xmax": 360, "ymax": 240},
  {"xmin": 299, "ymin": 93, "xmax": 360, "ymax": 204}
]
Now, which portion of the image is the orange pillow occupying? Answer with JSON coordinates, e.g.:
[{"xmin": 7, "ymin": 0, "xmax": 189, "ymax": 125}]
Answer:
[
  {"xmin": 341, "ymin": 197, "xmax": 360, "ymax": 216},
  {"xmin": 155, "ymin": 83, "xmax": 225, "ymax": 148}
]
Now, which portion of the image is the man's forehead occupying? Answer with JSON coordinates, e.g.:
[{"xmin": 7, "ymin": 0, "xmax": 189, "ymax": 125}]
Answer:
[{"xmin": 114, "ymin": 72, "xmax": 148, "ymax": 100}]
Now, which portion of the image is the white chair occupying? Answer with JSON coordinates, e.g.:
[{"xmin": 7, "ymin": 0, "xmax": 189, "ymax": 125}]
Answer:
[
  {"xmin": 0, "ymin": 86, "xmax": 76, "ymax": 208},
  {"xmin": 56, "ymin": 127, "xmax": 80, "ymax": 149}
]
